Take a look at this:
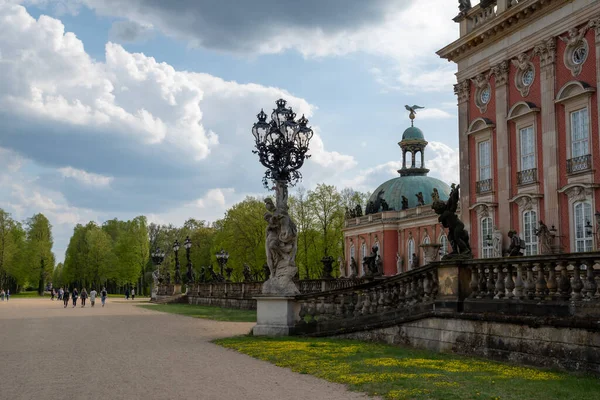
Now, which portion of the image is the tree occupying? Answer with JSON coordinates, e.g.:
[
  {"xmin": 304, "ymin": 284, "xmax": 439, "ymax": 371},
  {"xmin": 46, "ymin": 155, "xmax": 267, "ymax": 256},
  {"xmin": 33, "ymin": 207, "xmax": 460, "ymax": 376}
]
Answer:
[
  {"xmin": 289, "ymin": 187, "xmax": 318, "ymax": 279},
  {"xmin": 25, "ymin": 214, "xmax": 54, "ymax": 295},
  {"xmin": 308, "ymin": 184, "xmax": 343, "ymax": 259},
  {"xmin": 0, "ymin": 209, "xmax": 27, "ymax": 291}
]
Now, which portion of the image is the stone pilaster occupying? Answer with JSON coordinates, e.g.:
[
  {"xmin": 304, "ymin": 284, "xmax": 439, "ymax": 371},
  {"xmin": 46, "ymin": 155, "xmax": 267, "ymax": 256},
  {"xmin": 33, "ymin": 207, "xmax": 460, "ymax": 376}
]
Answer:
[
  {"xmin": 491, "ymin": 61, "xmax": 511, "ymax": 235},
  {"xmin": 533, "ymin": 38, "xmax": 559, "ymax": 231},
  {"xmin": 454, "ymin": 80, "xmax": 471, "ymax": 233}
]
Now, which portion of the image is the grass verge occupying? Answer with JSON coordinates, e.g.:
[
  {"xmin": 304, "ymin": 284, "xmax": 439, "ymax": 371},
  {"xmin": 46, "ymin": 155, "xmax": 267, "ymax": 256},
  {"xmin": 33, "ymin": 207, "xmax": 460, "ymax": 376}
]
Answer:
[
  {"xmin": 138, "ymin": 303, "xmax": 256, "ymax": 323},
  {"xmin": 214, "ymin": 336, "xmax": 600, "ymax": 400}
]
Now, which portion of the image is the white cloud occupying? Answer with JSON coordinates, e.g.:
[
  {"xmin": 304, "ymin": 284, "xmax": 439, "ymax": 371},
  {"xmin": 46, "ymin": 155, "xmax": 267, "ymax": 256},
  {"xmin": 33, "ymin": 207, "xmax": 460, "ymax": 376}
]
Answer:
[
  {"xmin": 193, "ymin": 188, "xmax": 234, "ymax": 209},
  {"xmin": 416, "ymin": 108, "xmax": 454, "ymax": 120},
  {"xmin": 426, "ymin": 141, "xmax": 459, "ymax": 184},
  {"xmin": 59, "ymin": 166, "xmax": 113, "ymax": 187}
]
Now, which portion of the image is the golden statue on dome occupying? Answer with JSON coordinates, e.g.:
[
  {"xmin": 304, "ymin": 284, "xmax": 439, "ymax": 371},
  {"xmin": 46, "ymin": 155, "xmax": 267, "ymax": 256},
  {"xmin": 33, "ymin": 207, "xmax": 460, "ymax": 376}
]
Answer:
[{"xmin": 404, "ymin": 105, "xmax": 424, "ymax": 126}]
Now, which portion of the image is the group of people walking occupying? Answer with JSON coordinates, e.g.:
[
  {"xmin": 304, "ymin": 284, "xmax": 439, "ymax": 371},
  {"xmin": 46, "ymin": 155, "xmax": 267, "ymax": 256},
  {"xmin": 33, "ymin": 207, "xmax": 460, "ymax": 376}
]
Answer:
[
  {"xmin": 0, "ymin": 289, "xmax": 10, "ymax": 301},
  {"xmin": 51, "ymin": 287, "xmax": 108, "ymax": 308}
]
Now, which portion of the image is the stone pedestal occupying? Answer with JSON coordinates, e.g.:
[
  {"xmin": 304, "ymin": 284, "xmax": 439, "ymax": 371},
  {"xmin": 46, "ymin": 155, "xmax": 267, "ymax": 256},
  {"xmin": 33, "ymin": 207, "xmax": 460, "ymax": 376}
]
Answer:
[
  {"xmin": 252, "ymin": 296, "xmax": 299, "ymax": 336},
  {"xmin": 150, "ymin": 286, "xmax": 158, "ymax": 301},
  {"xmin": 173, "ymin": 284, "xmax": 182, "ymax": 295}
]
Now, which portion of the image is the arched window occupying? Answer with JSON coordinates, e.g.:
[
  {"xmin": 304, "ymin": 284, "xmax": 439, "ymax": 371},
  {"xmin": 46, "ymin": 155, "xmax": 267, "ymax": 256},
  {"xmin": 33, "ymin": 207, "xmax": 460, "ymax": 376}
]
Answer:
[
  {"xmin": 574, "ymin": 201, "xmax": 593, "ymax": 252},
  {"xmin": 439, "ymin": 234, "xmax": 449, "ymax": 257},
  {"xmin": 349, "ymin": 244, "xmax": 355, "ymax": 265},
  {"xmin": 374, "ymin": 240, "xmax": 381, "ymax": 256},
  {"xmin": 523, "ymin": 210, "xmax": 538, "ymax": 256},
  {"xmin": 480, "ymin": 217, "xmax": 493, "ymax": 258},
  {"xmin": 407, "ymin": 238, "xmax": 415, "ymax": 269},
  {"xmin": 422, "ymin": 236, "xmax": 430, "ymax": 245}
]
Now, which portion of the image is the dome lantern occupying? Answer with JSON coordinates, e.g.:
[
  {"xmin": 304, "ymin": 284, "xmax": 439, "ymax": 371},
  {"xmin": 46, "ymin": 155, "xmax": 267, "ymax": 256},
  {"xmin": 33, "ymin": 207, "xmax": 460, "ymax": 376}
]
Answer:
[{"xmin": 399, "ymin": 105, "xmax": 429, "ymax": 177}]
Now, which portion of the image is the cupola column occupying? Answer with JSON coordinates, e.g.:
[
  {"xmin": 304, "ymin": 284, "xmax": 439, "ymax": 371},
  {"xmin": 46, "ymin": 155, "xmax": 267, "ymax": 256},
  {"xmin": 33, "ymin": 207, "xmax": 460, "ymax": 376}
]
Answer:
[{"xmin": 411, "ymin": 151, "xmax": 416, "ymax": 168}]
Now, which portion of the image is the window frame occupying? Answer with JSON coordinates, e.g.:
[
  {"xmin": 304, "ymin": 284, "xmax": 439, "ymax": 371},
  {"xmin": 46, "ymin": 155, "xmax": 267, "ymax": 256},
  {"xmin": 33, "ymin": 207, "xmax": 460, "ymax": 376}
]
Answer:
[
  {"xmin": 439, "ymin": 234, "xmax": 449, "ymax": 257},
  {"xmin": 478, "ymin": 140, "xmax": 491, "ymax": 181},
  {"xmin": 570, "ymin": 108, "xmax": 589, "ymax": 159},
  {"xmin": 519, "ymin": 125, "xmax": 535, "ymax": 172},
  {"xmin": 407, "ymin": 238, "xmax": 415, "ymax": 270},
  {"xmin": 522, "ymin": 210, "xmax": 538, "ymax": 256},
  {"xmin": 573, "ymin": 201, "xmax": 593, "ymax": 253},
  {"xmin": 480, "ymin": 216, "xmax": 494, "ymax": 258}
]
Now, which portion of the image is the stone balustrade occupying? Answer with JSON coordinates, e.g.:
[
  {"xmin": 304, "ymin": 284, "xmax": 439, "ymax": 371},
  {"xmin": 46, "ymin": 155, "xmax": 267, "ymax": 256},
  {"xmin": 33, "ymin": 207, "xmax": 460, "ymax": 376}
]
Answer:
[
  {"xmin": 289, "ymin": 252, "xmax": 600, "ymax": 336},
  {"xmin": 294, "ymin": 264, "xmax": 438, "ymax": 335}
]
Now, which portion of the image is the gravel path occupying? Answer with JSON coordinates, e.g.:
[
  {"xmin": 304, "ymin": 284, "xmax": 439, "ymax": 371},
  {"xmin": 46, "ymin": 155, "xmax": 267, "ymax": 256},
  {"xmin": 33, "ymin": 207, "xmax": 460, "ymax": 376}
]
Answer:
[{"xmin": 0, "ymin": 298, "xmax": 374, "ymax": 400}]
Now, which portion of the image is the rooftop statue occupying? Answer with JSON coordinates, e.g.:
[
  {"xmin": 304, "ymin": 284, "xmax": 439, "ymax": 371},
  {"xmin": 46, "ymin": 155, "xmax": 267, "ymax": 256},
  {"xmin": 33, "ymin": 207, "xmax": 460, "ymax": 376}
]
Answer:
[
  {"xmin": 405, "ymin": 105, "xmax": 424, "ymax": 126},
  {"xmin": 415, "ymin": 192, "xmax": 425, "ymax": 206},
  {"xmin": 401, "ymin": 196, "xmax": 409, "ymax": 210},
  {"xmin": 431, "ymin": 184, "xmax": 472, "ymax": 259},
  {"xmin": 458, "ymin": 0, "xmax": 471, "ymax": 13}
]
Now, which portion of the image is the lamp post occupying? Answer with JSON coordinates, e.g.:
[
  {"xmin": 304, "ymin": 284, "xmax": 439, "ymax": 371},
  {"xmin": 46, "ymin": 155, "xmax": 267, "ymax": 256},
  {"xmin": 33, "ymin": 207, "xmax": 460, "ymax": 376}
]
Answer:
[
  {"xmin": 184, "ymin": 236, "xmax": 194, "ymax": 284},
  {"xmin": 215, "ymin": 249, "xmax": 229, "ymax": 277},
  {"xmin": 252, "ymin": 99, "xmax": 313, "ymax": 295},
  {"xmin": 173, "ymin": 239, "xmax": 182, "ymax": 294},
  {"xmin": 150, "ymin": 247, "xmax": 165, "ymax": 300}
]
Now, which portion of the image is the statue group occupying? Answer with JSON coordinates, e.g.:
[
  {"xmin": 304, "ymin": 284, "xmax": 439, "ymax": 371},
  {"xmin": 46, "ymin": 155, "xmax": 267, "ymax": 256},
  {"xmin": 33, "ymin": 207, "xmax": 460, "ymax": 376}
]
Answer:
[
  {"xmin": 431, "ymin": 184, "xmax": 472, "ymax": 259},
  {"xmin": 362, "ymin": 245, "xmax": 383, "ymax": 277},
  {"xmin": 262, "ymin": 183, "xmax": 300, "ymax": 295}
]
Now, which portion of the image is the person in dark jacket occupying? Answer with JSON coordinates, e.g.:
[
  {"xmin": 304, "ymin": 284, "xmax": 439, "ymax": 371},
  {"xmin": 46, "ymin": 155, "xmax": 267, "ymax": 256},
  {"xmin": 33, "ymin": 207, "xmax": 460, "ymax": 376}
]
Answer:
[
  {"xmin": 80, "ymin": 288, "xmax": 88, "ymax": 307},
  {"xmin": 63, "ymin": 288, "xmax": 70, "ymax": 308},
  {"xmin": 72, "ymin": 288, "xmax": 79, "ymax": 308}
]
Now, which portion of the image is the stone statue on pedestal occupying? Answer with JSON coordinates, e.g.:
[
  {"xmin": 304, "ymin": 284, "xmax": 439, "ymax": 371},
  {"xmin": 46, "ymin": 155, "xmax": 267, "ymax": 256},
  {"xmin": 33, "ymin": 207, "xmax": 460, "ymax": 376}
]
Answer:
[
  {"xmin": 492, "ymin": 226, "xmax": 503, "ymax": 258},
  {"xmin": 415, "ymin": 192, "xmax": 425, "ymax": 206},
  {"xmin": 338, "ymin": 257, "xmax": 345, "ymax": 278},
  {"xmin": 401, "ymin": 196, "xmax": 409, "ymax": 210},
  {"xmin": 362, "ymin": 245, "xmax": 382, "ymax": 277},
  {"xmin": 396, "ymin": 252, "xmax": 403, "ymax": 274},
  {"xmin": 349, "ymin": 257, "xmax": 358, "ymax": 278},
  {"xmin": 535, "ymin": 221, "xmax": 553, "ymax": 255},
  {"xmin": 262, "ymin": 182, "xmax": 299, "ymax": 295},
  {"xmin": 243, "ymin": 264, "xmax": 253, "ymax": 282},
  {"xmin": 431, "ymin": 184, "xmax": 472, "ymax": 259}
]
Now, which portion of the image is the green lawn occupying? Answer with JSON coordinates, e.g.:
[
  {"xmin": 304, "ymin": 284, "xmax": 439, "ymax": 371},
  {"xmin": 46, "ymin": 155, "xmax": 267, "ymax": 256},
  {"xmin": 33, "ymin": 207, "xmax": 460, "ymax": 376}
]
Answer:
[
  {"xmin": 10, "ymin": 291, "xmax": 47, "ymax": 297},
  {"xmin": 215, "ymin": 336, "xmax": 600, "ymax": 400},
  {"xmin": 138, "ymin": 304, "xmax": 256, "ymax": 323}
]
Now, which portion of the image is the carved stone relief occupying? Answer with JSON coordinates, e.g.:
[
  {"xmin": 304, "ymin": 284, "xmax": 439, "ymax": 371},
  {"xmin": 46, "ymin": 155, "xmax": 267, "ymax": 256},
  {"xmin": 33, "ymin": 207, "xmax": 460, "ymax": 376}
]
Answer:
[
  {"xmin": 491, "ymin": 61, "xmax": 509, "ymax": 87},
  {"xmin": 533, "ymin": 37, "xmax": 556, "ymax": 69},
  {"xmin": 559, "ymin": 26, "xmax": 590, "ymax": 77},
  {"xmin": 454, "ymin": 80, "xmax": 470, "ymax": 104},
  {"xmin": 470, "ymin": 73, "xmax": 492, "ymax": 113},
  {"xmin": 562, "ymin": 185, "xmax": 593, "ymax": 203},
  {"xmin": 511, "ymin": 53, "xmax": 535, "ymax": 97}
]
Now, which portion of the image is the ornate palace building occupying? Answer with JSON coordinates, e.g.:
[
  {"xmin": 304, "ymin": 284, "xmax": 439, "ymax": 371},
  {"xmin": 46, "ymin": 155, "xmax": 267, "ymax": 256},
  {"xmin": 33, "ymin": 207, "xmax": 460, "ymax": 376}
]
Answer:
[
  {"xmin": 342, "ymin": 114, "xmax": 453, "ymax": 276},
  {"xmin": 437, "ymin": 0, "xmax": 600, "ymax": 258}
]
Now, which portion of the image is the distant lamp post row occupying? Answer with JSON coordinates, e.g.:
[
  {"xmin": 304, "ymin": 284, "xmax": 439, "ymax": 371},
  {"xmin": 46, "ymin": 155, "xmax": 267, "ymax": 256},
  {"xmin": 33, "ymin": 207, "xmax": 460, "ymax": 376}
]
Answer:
[{"xmin": 216, "ymin": 249, "xmax": 230, "ymax": 278}]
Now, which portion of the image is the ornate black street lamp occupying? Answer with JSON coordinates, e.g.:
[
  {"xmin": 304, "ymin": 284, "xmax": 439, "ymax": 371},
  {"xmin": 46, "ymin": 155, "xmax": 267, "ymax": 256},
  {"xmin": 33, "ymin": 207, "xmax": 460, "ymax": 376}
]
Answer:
[
  {"xmin": 215, "ymin": 249, "xmax": 229, "ymax": 277},
  {"xmin": 252, "ymin": 99, "xmax": 314, "ymax": 295},
  {"xmin": 151, "ymin": 247, "xmax": 165, "ymax": 294},
  {"xmin": 184, "ymin": 236, "xmax": 194, "ymax": 283},
  {"xmin": 252, "ymin": 98, "xmax": 314, "ymax": 189},
  {"xmin": 173, "ymin": 239, "xmax": 181, "ymax": 285}
]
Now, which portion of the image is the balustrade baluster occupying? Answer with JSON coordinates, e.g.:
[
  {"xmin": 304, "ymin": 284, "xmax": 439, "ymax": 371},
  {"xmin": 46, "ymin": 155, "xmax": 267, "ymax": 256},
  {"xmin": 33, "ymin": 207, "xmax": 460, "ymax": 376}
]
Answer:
[
  {"xmin": 423, "ymin": 272, "xmax": 432, "ymax": 300},
  {"xmin": 513, "ymin": 264, "xmax": 524, "ymax": 299},
  {"xmin": 571, "ymin": 263, "xmax": 583, "ymax": 301},
  {"xmin": 383, "ymin": 285, "xmax": 393, "ymax": 311},
  {"xmin": 298, "ymin": 300, "xmax": 308, "ymax": 324},
  {"xmin": 524, "ymin": 263, "xmax": 535, "ymax": 300},
  {"xmin": 477, "ymin": 264, "xmax": 487, "ymax": 298},
  {"xmin": 546, "ymin": 262, "xmax": 557, "ymax": 299},
  {"xmin": 354, "ymin": 292, "xmax": 363, "ymax": 317},
  {"xmin": 557, "ymin": 261, "xmax": 571, "ymax": 300},
  {"xmin": 469, "ymin": 265, "xmax": 479, "ymax": 298},
  {"xmin": 323, "ymin": 296, "xmax": 335, "ymax": 320},
  {"xmin": 416, "ymin": 276, "xmax": 425, "ymax": 302},
  {"xmin": 335, "ymin": 294, "xmax": 345, "ymax": 318},
  {"xmin": 397, "ymin": 281, "xmax": 406, "ymax": 308},
  {"xmin": 391, "ymin": 284, "xmax": 399, "ymax": 306},
  {"xmin": 486, "ymin": 266, "xmax": 496, "ymax": 298},
  {"xmin": 584, "ymin": 260, "xmax": 597, "ymax": 300},
  {"xmin": 504, "ymin": 264, "xmax": 515, "ymax": 299},
  {"xmin": 534, "ymin": 262, "xmax": 547, "ymax": 301},
  {"xmin": 431, "ymin": 270, "xmax": 439, "ymax": 299},
  {"xmin": 346, "ymin": 292, "xmax": 356, "ymax": 317},
  {"xmin": 494, "ymin": 265, "xmax": 505, "ymax": 299},
  {"xmin": 370, "ymin": 289, "xmax": 378, "ymax": 314},
  {"xmin": 362, "ymin": 290, "xmax": 372, "ymax": 315}
]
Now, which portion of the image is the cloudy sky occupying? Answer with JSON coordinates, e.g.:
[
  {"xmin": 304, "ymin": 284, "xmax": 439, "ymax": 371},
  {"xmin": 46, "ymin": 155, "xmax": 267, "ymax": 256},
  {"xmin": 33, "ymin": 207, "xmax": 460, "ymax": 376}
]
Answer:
[{"xmin": 0, "ymin": 0, "xmax": 472, "ymax": 262}]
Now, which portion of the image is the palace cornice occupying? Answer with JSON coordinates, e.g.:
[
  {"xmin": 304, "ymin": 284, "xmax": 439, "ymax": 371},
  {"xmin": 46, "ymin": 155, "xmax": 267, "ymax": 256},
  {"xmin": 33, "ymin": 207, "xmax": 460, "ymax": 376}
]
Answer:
[{"xmin": 438, "ymin": 0, "xmax": 562, "ymax": 63}]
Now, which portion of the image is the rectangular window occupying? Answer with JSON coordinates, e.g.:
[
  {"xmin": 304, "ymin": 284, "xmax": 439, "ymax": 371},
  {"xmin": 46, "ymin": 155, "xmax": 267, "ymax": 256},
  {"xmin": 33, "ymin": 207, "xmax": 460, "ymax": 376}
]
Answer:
[
  {"xmin": 574, "ymin": 202, "xmax": 593, "ymax": 252},
  {"xmin": 523, "ymin": 211, "xmax": 538, "ymax": 256},
  {"xmin": 481, "ymin": 217, "xmax": 493, "ymax": 258},
  {"xmin": 478, "ymin": 141, "xmax": 491, "ymax": 180},
  {"xmin": 571, "ymin": 108, "xmax": 589, "ymax": 158},
  {"xmin": 519, "ymin": 126, "xmax": 535, "ymax": 171}
]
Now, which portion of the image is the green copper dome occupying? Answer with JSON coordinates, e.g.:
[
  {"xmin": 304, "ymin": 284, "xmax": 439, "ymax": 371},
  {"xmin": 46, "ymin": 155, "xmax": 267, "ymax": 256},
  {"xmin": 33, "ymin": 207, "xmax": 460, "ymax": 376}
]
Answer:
[
  {"xmin": 402, "ymin": 126, "xmax": 425, "ymax": 141},
  {"xmin": 368, "ymin": 176, "xmax": 451, "ymax": 211}
]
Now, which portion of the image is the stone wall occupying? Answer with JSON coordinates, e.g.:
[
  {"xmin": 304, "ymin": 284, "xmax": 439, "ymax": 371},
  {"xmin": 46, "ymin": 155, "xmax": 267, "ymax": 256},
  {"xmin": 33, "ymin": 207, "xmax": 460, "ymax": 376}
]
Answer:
[
  {"xmin": 187, "ymin": 295, "xmax": 256, "ymax": 310},
  {"xmin": 334, "ymin": 316, "xmax": 600, "ymax": 375}
]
